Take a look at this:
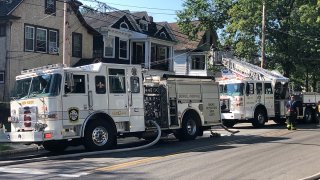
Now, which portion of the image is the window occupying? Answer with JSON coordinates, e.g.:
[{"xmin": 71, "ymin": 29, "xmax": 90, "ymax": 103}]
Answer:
[
  {"xmin": 158, "ymin": 47, "xmax": 167, "ymax": 60},
  {"xmin": 120, "ymin": 22, "xmax": 128, "ymax": 30},
  {"xmin": 72, "ymin": 33, "xmax": 82, "ymax": 58},
  {"xmin": 257, "ymin": 83, "xmax": 263, "ymax": 95},
  {"xmin": 24, "ymin": 25, "xmax": 58, "ymax": 54},
  {"xmin": 109, "ymin": 69, "xmax": 126, "ymax": 93},
  {"xmin": 45, "ymin": 0, "xmax": 56, "ymax": 15},
  {"xmin": 95, "ymin": 76, "xmax": 106, "ymax": 94},
  {"xmin": 0, "ymin": 72, "xmax": 4, "ymax": 84},
  {"xmin": 246, "ymin": 83, "xmax": 254, "ymax": 95},
  {"xmin": 265, "ymin": 83, "xmax": 273, "ymax": 94},
  {"xmin": 190, "ymin": 55, "xmax": 205, "ymax": 70},
  {"xmin": 0, "ymin": 24, "xmax": 5, "ymax": 37},
  {"xmin": 104, "ymin": 36, "xmax": 114, "ymax": 58},
  {"xmin": 36, "ymin": 28, "xmax": 47, "ymax": 52},
  {"xmin": 160, "ymin": 32, "xmax": 167, "ymax": 39},
  {"xmin": 25, "ymin": 26, "xmax": 34, "ymax": 51},
  {"xmin": 130, "ymin": 77, "xmax": 140, "ymax": 93},
  {"xmin": 139, "ymin": 20, "xmax": 148, "ymax": 31},
  {"xmin": 69, "ymin": 75, "xmax": 85, "ymax": 93},
  {"xmin": 119, "ymin": 39, "xmax": 128, "ymax": 59},
  {"xmin": 49, "ymin": 30, "xmax": 58, "ymax": 54}
]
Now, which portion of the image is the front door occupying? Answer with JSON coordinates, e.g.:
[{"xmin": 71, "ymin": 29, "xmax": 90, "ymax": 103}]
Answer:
[
  {"xmin": 264, "ymin": 82, "xmax": 275, "ymax": 116},
  {"xmin": 62, "ymin": 74, "xmax": 89, "ymax": 126}
]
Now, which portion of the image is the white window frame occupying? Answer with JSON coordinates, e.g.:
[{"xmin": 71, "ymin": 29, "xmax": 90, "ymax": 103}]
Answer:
[
  {"xmin": 0, "ymin": 72, "xmax": 4, "ymax": 84},
  {"xmin": 190, "ymin": 54, "xmax": 206, "ymax": 70},
  {"xmin": 104, "ymin": 36, "xmax": 115, "ymax": 58},
  {"xmin": 36, "ymin": 28, "xmax": 47, "ymax": 53},
  {"xmin": 25, "ymin": 26, "xmax": 35, "ymax": 52},
  {"xmin": 158, "ymin": 47, "xmax": 167, "ymax": 60},
  {"xmin": 160, "ymin": 32, "xmax": 167, "ymax": 39},
  {"xmin": 139, "ymin": 20, "xmax": 148, "ymax": 31},
  {"xmin": 119, "ymin": 39, "xmax": 129, "ymax": 60},
  {"xmin": 49, "ymin": 30, "xmax": 58, "ymax": 54},
  {"xmin": 120, "ymin": 22, "xmax": 129, "ymax": 30}
]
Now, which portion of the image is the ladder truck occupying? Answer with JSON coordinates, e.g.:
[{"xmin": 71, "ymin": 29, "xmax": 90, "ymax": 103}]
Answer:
[
  {"xmin": 218, "ymin": 57, "xmax": 320, "ymax": 127},
  {"xmin": 218, "ymin": 57, "xmax": 290, "ymax": 127},
  {"xmin": 0, "ymin": 63, "xmax": 221, "ymax": 152}
]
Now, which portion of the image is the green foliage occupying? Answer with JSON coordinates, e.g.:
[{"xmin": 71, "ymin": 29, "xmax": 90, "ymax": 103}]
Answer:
[{"xmin": 177, "ymin": 0, "xmax": 320, "ymax": 91}]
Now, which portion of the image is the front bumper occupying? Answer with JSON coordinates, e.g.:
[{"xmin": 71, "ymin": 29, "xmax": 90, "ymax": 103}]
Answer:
[
  {"xmin": 0, "ymin": 129, "xmax": 44, "ymax": 143},
  {"xmin": 221, "ymin": 112, "xmax": 243, "ymax": 120}
]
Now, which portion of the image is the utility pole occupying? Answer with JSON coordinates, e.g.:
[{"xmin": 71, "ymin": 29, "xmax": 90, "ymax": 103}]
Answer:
[
  {"xmin": 261, "ymin": 1, "xmax": 266, "ymax": 68},
  {"xmin": 63, "ymin": 0, "xmax": 71, "ymax": 66}
]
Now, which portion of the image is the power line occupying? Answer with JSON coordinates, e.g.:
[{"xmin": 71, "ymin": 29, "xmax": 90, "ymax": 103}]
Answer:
[{"xmin": 81, "ymin": 0, "xmax": 179, "ymax": 12}]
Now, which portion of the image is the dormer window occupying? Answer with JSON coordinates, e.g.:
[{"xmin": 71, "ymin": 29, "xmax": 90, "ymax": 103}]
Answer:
[
  {"xmin": 160, "ymin": 32, "xmax": 167, "ymax": 39},
  {"xmin": 120, "ymin": 22, "xmax": 129, "ymax": 30},
  {"xmin": 45, "ymin": 0, "xmax": 56, "ymax": 15},
  {"xmin": 139, "ymin": 20, "xmax": 148, "ymax": 31}
]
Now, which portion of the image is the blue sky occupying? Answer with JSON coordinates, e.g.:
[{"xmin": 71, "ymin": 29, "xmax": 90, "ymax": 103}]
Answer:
[{"xmin": 80, "ymin": 0, "xmax": 184, "ymax": 23}]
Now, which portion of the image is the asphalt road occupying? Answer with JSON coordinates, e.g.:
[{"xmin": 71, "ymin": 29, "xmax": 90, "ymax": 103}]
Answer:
[{"xmin": 0, "ymin": 122, "xmax": 319, "ymax": 180}]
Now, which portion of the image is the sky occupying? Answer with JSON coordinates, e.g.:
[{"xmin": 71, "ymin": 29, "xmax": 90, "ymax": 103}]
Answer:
[{"xmin": 80, "ymin": 0, "xmax": 184, "ymax": 23}]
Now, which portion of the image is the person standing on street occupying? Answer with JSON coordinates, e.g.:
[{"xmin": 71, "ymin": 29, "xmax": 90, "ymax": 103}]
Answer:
[{"xmin": 286, "ymin": 95, "xmax": 298, "ymax": 130}]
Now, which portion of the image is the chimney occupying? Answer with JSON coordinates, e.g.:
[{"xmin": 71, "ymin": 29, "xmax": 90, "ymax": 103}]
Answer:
[{"xmin": 149, "ymin": 16, "xmax": 153, "ymax": 23}]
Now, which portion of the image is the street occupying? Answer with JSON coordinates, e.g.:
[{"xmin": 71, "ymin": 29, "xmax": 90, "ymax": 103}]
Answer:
[{"xmin": 0, "ymin": 122, "xmax": 319, "ymax": 180}]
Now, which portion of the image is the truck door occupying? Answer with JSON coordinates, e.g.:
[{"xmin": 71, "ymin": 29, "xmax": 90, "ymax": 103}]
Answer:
[
  {"xmin": 62, "ymin": 74, "xmax": 89, "ymax": 126},
  {"xmin": 107, "ymin": 68, "xmax": 130, "ymax": 123},
  {"xmin": 264, "ymin": 82, "xmax": 275, "ymax": 116},
  {"xmin": 126, "ymin": 67, "xmax": 145, "ymax": 132},
  {"xmin": 245, "ymin": 82, "xmax": 256, "ymax": 118}
]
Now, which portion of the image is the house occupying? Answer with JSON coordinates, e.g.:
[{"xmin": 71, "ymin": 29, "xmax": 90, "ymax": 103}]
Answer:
[
  {"xmin": 168, "ymin": 22, "xmax": 218, "ymax": 76},
  {"xmin": 0, "ymin": 0, "xmax": 98, "ymax": 104},
  {"xmin": 75, "ymin": 10, "xmax": 176, "ymax": 74}
]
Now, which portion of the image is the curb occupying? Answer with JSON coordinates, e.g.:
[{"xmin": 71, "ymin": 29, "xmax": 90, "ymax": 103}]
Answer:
[{"xmin": 0, "ymin": 144, "xmax": 43, "ymax": 158}]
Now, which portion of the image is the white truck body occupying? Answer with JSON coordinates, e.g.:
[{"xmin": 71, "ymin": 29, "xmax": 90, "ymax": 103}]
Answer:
[{"xmin": 0, "ymin": 63, "xmax": 221, "ymax": 152}]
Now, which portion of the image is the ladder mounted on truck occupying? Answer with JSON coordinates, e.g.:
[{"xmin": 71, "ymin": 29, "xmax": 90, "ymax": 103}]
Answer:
[{"xmin": 221, "ymin": 57, "xmax": 289, "ymax": 84}]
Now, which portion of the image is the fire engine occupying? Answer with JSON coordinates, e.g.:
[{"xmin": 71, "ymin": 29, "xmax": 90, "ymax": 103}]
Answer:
[
  {"xmin": 218, "ymin": 57, "xmax": 320, "ymax": 127},
  {"xmin": 0, "ymin": 63, "xmax": 221, "ymax": 152}
]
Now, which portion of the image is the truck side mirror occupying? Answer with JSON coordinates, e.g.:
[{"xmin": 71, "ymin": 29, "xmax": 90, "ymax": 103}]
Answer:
[{"xmin": 245, "ymin": 83, "xmax": 250, "ymax": 96}]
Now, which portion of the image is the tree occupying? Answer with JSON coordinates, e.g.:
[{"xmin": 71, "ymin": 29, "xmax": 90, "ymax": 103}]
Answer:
[
  {"xmin": 177, "ymin": 0, "xmax": 320, "ymax": 91},
  {"xmin": 176, "ymin": 0, "xmax": 232, "ymax": 42}
]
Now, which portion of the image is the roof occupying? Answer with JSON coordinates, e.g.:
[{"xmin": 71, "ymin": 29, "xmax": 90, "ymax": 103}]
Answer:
[
  {"xmin": 83, "ymin": 10, "xmax": 138, "ymax": 30},
  {"xmin": 168, "ymin": 22, "xmax": 205, "ymax": 51},
  {"xmin": 0, "ymin": 0, "xmax": 23, "ymax": 17}
]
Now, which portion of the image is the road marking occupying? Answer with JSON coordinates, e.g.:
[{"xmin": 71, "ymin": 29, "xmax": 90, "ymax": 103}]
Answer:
[
  {"xmin": 87, "ymin": 129, "xmax": 295, "ymax": 174},
  {"xmin": 0, "ymin": 167, "xmax": 49, "ymax": 175}
]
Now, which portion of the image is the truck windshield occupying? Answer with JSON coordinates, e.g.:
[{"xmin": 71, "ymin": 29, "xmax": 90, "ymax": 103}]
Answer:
[
  {"xmin": 12, "ymin": 74, "xmax": 62, "ymax": 99},
  {"xmin": 220, "ymin": 83, "xmax": 244, "ymax": 96}
]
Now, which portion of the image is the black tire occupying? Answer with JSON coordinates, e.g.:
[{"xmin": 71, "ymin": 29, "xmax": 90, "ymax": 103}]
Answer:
[
  {"xmin": 222, "ymin": 119, "xmax": 236, "ymax": 128},
  {"xmin": 42, "ymin": 140, "xmax": 68, "ymax": 153},
  {"xmin": 83, "ymin": 120, "xmax": 117, "ymax": 151},
  {"xmin": 252, "ymin": 109, "xmax": 267, "ymax": 128},
  {"xmin": 176, "ymin": 114, "xmax": 200, "ymax": 141},
  {"xmin": 273, "ymin": 118, "xmax": 286, "ymax": 125},
  {"xmin": 304, "ymin": 107, "xmax": 315, "ymax": 123}
]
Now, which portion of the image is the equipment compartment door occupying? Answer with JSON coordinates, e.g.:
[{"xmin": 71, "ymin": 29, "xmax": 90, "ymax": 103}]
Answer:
[{"xmin": 126, "ymin": 67, "xmax": 145, "ymax": 132}]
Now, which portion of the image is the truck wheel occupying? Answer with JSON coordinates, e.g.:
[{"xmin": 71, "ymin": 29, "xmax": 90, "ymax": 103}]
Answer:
[
  {"xmin": 222, "ymin": 119, "xmax": 236, "ymax": 128},
  {"xmin": 304, "ymin": 108, "xmax": 315, "ymax": 123},
  {"xmin": 43, "ymin": 140, "xmax": 68, "ymax": 153},
  {"xmin": 252, "ymin": 109, "xmax": 267, "ymax": 128},
  {"xmin": 83, "ymin": 120, "xmax": 116, "ymax": 151},
  {"xmin": 177, "ymin": 115, "xmax": 199, "ymax": 141}
]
